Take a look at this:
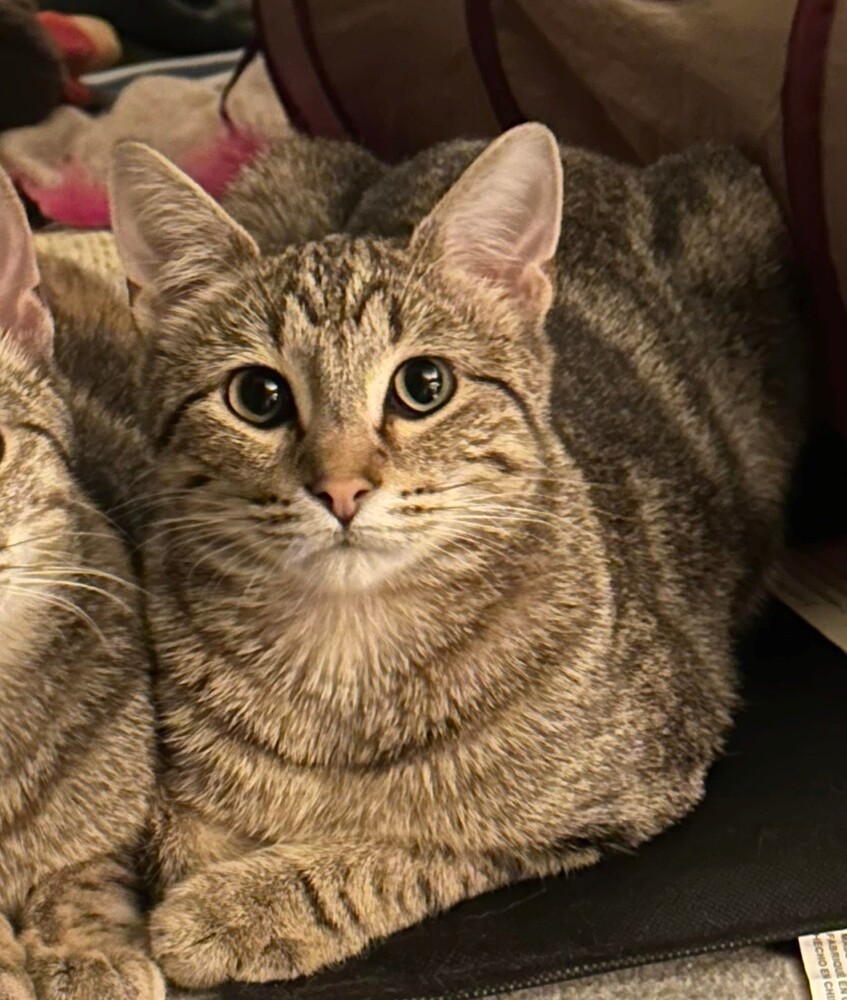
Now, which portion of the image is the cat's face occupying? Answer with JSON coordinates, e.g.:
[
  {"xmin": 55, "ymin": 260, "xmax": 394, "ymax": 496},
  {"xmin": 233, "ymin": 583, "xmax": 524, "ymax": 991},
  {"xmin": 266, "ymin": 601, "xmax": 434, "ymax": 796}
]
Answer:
[
  {"xmin": 112, "ymin": 125, "xmax": 566, "ymax": 597},
  {"xmin": 0, "ymin": 172, "xmax": 80, "ymax": 655},
  {"xmin": 0, "ymin": 348, "xmax": 79, "ymax": 641},
  {"xmin": 140, "ymin": 243, "xmax": 559, "ymax": 595}
]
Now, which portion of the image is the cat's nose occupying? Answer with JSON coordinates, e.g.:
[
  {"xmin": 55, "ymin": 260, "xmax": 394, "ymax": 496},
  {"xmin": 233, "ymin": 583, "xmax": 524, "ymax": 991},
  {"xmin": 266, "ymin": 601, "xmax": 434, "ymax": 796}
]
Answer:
[{"xmin": 309, "ymin": 476, "xmax": 374, "ymax": 525}]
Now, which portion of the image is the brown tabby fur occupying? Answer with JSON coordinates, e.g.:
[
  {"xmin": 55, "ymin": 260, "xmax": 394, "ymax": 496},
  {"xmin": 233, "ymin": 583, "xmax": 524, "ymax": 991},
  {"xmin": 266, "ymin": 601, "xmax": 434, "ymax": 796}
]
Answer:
[
  {"xmin": 222, "ymin": 133, "xmax": 386, "ymax": 254},
  {"xmin": 35, "ymin": 254, "xmax": 153, "ymax": 544},
  {"xmin": 106, "ymin": 126, "xmax": 809, "ymax": 988},
  {"xmin": 0, "ymin": 177, "xmax": 162, "ymax": 999}
]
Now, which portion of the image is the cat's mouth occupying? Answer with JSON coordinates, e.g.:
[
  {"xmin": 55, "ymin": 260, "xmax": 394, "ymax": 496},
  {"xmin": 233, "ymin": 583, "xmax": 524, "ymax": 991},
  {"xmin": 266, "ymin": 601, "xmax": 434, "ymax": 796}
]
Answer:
[{"xmin": 303, "ymin": 537, "xmax": 410, "ymax": 591}]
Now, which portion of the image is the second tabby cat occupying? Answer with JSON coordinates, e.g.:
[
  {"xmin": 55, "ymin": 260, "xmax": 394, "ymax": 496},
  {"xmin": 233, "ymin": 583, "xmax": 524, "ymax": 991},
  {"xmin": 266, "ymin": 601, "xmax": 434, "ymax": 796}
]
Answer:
[{"xmin": 0, "ymin": 172, "xmax": 162, "ymax": 1000}]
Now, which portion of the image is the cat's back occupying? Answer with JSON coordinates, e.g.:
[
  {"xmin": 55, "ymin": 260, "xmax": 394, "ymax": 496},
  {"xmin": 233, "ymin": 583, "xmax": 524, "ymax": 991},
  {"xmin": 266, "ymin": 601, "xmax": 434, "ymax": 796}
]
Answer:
[
  {"xmin": 550, "ymin": 143, "xmax": 807, "ymax": 402},
  {"xmin": 35, "ymin": 232, "xmax": 140, "ymax": 410},
  {"xmin": 544, "ymin": 144, "xmax": 810, "ymax": 627},
  {"xmin": 348, "ymin": 138, "xmax": 486, "ymax": 237},
  {"xmin": 546, "ymin": 143, "xmax": 808, "ymax": 487},
  {"xmin": 223, "ymin": 132, "xmax": 387, "ymax": 251}
]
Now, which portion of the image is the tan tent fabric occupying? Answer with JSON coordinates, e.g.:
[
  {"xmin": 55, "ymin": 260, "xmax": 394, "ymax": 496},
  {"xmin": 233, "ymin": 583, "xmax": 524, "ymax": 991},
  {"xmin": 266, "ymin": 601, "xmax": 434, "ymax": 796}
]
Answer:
[
  {"xmin": 255, "ymin": 0, "xmax": 846, "ymax": 434},
  {"xmin": 33, "ymin": 229, "xmax": 122, "ymax": 280}
]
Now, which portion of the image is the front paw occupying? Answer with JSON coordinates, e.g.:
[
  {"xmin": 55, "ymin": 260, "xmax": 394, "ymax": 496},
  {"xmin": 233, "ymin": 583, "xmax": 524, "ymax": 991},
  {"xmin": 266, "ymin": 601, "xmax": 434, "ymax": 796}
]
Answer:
[
  {"xmin": 150, "ymin": 867, "xmax": 362, "ymax": 989},
  {"xmin": 25, "ymin": 944, "xmax": 164, "ymax": 1000}
]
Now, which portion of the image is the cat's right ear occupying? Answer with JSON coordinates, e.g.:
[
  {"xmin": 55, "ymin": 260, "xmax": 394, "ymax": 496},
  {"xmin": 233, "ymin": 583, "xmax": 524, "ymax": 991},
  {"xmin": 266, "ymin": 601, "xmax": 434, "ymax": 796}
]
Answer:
[
  {"xmin": 109, "ymin": 142, "xmax": 259, "ymax": 322},
  {"xmin": 0, "ymin": 169, "xmax": 54, "ymax": 362}
]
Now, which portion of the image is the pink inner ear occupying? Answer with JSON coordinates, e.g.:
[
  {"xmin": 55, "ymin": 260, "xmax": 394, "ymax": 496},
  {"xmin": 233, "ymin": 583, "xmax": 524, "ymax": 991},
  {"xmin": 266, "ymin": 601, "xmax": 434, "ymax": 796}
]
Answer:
[
  {"xmin": 16, "ymin": 294, "xmax": 49, "ymax": 333},
  {"xmin": 0, "ymin": 172, "xmax": 54, "ymax": 358},
  {"xmin": 1, "ymin": 289, "xmax": 54, "ymax": 361},
  {"xmin": 447, "ymin": 243, "xmax": 548, "ymax": 309},
  {"xmin": 0, "ymin": 185, "xmax": 40, "ymax": 289}
]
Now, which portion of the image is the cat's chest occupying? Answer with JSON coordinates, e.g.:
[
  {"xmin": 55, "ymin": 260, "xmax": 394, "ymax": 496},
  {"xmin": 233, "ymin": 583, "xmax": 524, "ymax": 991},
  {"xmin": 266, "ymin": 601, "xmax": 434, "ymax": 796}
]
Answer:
[{"xmin": 156, "ymin": 569, "xmax": 594, "ymax": 761}]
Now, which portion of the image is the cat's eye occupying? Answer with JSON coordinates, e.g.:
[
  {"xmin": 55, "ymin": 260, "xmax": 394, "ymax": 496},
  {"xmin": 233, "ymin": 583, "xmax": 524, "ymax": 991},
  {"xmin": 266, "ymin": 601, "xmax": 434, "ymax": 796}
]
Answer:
[
  {"xmin": 225, "ymin": 367, "xmax": 296, "ymax": 427},
  {"xmin": 390, "ymin": 357, "xmax": 456, "ymax": 418}
]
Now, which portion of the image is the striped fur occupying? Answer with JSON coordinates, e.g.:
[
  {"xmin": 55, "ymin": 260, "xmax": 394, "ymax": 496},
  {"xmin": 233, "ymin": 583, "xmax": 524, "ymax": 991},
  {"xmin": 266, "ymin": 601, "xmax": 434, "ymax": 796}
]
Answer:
[
  {"xmin": 35, "ymin": 253, "xmax": 153, "ymax": 543},
  {"xmin": 0, "ymin": 178, "xmax": 162, "ymax": 999},
  {"xmin": 0, "ymin": 357, "xmax": 160, "ymax": 1000},
  {"xmin": 108, "ymin": 127, "xmax": 809, "ymax": 988}
]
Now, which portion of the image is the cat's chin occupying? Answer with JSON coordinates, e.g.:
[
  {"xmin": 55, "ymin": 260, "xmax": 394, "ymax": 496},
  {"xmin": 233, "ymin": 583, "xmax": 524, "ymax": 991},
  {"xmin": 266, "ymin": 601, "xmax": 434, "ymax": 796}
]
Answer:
[{"xmin": 296, "ymin": 543, "xmax": 412, "ymax": 594}]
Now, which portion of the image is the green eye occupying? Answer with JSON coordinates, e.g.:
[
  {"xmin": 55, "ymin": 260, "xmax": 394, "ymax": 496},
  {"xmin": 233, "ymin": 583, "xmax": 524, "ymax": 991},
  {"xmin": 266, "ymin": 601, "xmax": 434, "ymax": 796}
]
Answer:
[
  {"xmin": 391, "ymin": 357, "xmax": 456, "ymax": 418},
  {"xmin": 225, "ymin": 366, "xmax": 296, "ymax": 427}
]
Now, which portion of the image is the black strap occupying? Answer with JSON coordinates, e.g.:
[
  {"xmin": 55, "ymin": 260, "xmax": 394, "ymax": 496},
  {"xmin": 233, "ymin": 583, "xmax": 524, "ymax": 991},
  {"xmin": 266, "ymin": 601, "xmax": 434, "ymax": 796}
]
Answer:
[
  {"xmin": 219, "ymin": 36, "xmax": 260, "ymax": 129},
  {"xmin": 465, "ymin": 0, "xmax": 526, "ymax": 130}
]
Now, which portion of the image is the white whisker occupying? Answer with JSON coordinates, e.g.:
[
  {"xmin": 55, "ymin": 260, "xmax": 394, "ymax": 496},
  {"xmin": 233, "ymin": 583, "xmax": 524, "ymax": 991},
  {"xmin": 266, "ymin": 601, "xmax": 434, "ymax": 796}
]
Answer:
[
  {"xmin": 14, "ymin": 576, "xmax": 135, "ymax": 616},
  {"xmin": 0, "ymin": 583, "xmax": 109, "ymax": 647}
]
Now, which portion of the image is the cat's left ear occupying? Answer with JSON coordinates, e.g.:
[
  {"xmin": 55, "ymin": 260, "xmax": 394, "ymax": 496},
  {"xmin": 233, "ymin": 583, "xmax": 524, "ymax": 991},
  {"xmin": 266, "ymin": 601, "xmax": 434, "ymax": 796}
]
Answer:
[
  {"xmin": 410, "ymin": 123, "xmax": 562, "ymax": 322},
  {"xmin": 0, "ymin": 169, "xmax": 54, "ymax": 362}
]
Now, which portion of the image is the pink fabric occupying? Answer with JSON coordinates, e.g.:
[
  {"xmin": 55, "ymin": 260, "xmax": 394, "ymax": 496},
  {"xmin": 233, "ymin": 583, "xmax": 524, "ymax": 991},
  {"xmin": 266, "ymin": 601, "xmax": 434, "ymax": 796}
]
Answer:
[
  {"xmin": 0, "ymin": 55, "xmax": 289, "ymax": 228},
  {"xmin": 17, "ymin": 163, "xmax": 107, "ymax": 228},
  {"xmin": 183, "ymin": 127, "xmax": 265, "ymax": 199},
  {"xmin": 15, "ymin": 125, "xmax": 264, "ymax": 228},
  {"xmin": 37, "ymin": 12, "xmax": 96, "ymax": 74}
]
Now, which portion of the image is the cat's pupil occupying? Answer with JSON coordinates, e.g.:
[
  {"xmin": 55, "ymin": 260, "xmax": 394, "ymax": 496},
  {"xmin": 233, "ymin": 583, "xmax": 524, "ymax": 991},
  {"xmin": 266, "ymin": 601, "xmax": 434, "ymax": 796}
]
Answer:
[
  {"xmin": 241, "ymin": 372, "xmax": 280, "ymax": 417},
  {"xmin": 403, "ymin": 360, "xmax": 442, "ymax": 405}
]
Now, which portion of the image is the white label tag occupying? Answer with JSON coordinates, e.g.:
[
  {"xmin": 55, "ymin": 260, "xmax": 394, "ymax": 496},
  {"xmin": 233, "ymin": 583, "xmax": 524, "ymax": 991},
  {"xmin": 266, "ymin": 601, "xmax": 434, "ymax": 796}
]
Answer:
[
  {"xmin": 770, "ymin": 538, "xmax": 847, "ymax": 653},
  {"xmin": 799, "ymin": 929, "xmax": 847, "ymax": 999}
]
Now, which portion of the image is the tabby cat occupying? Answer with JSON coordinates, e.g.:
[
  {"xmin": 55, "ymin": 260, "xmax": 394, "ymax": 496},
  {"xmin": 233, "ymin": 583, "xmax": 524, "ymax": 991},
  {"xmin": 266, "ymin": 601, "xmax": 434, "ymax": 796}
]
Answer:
[
  {"xmin": 0, "ymin": 172, "xmax": 162, "ymax": 1000},
  {"xmin": 107, "ymin": 124, "xmax": 808, "ymax": 988}
]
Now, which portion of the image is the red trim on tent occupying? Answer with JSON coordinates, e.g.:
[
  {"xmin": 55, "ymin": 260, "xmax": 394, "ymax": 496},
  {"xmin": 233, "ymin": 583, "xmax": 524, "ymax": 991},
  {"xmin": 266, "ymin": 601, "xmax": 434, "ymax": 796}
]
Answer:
[
  {"xmin": 465, "ymin": 0, "xmax": 525, "ymax": 130},
  {"xmin": 252, "ymin": 0, "xmax": 348, "ymax": 139},
  {"xmin": 782, "ymin": 0, "xmax": 847, "ymax": 433},
  {"xmin": 291, "ymin": 0, "xmax": 358, "ymax": 141}
]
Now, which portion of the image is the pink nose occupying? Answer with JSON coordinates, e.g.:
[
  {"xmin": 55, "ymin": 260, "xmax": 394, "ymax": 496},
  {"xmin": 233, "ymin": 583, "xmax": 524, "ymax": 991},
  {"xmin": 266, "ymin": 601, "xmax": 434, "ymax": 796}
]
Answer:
[{"xmin": 310, "ymin": 476, "xmax": 373, "ymax": 525}]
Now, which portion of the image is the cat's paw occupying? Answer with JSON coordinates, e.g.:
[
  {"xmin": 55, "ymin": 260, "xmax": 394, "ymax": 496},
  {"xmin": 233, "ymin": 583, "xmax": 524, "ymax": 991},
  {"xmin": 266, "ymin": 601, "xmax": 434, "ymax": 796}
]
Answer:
[
  {"xmin": 149, "ymin": 872, "xmax": 295, "ymax": 988},
  {"xmin": 150, "ymin": 867, "xmax": 361, "ymax": 988},
  {"xmin": 0, "ymin": 968, "xmax": 35, "ymax": 1000},
  {"xmin": 26, "ymin": 944, "xmax": 164, "ymax": 1000}
]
